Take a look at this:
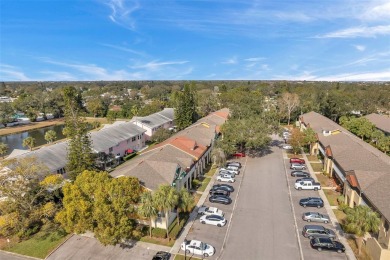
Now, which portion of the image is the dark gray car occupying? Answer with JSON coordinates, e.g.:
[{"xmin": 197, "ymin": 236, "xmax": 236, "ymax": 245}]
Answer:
[
  {"xmin": 302, "ymin": 225, "xmax": 336, "ymax": 239},
  {"xmin": 302, "ymin": 212, "xmax": 330, "ymax": 223}
]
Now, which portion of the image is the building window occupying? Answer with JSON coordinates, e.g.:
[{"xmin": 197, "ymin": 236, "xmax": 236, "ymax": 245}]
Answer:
[
  {"xmin": 109, "ymin": 147, "xmax": 113, "ymax": 153},
  {"xmin": 132, "ymin": 137, "xmax": 136, "ymax": 141}
]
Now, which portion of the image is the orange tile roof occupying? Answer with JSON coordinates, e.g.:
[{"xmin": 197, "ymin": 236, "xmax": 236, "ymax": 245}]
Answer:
[
  {"xmin": 169, "ymin": 136, "xmax": 207, "ymax": 159},
  {"xmin": 346, "ymin": 174, "xmax": 359, "ymax": 188},
  {"xmin": 325, "ymin": 146, "xmax": 333, "ymax": 157},
  {"xmin": 213, "ymin": 111, "xmax": 229, "ymax": 119}
]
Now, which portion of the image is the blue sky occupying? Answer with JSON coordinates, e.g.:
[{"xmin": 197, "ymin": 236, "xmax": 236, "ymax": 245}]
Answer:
[{"xmin": 1, "ymin": 0, "xmax": 390, "ymax": 81}]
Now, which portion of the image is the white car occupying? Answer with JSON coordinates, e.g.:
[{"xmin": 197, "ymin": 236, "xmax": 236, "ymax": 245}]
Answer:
[
  {"xmin": 219, "ymin": 171, "xmax": 236, "ymax": 178},
  {"xmin": 200, "ymin": 214, "xmax": 227, "ymax": 227},
  {"xmin": 217, "ymin": 175, "xmax": 235, "ymax": 183},
  {"xmin": 181, "ymin": 239, "xmax": 215, "ymax": 257},
  {"xmin": 198, "ymin": 206, "xmax": 224, "ymax": 217},
  {"xmin": 220, "ymin": 167, "xmax": 239, "ymax": 175},
  {"xmin": 282, "ymin": 144, "xmax": 293, "ymax": 150}
]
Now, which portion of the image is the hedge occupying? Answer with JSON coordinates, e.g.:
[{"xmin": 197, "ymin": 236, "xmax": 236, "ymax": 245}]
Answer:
[
  {"xmin": 168, "ymin": 213, "xmax": 190, "ymax": 240},
  {"xmin": 124, "ymin": 153, "xmax": 137, "ymax": 161},
  {"xmin": 151, "ymin": 227, "xmax": 166, "ymax": 239}
]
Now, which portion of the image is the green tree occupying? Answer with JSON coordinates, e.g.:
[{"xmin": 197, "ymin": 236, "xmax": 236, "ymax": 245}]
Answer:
[
  {"xmin": 0, "ymin": 157, "xmax": 63, "ymax": 238},
  {"xmin": 86, "ymin": 97, "xmax": 105, "ymax": 117},
  {"xmin": 0, "ymin": 143, "xmax": 8, "ymax": 159},
  {"xmin": 150, "ymin": 128, "xmax": 172, "ymax": 143},
  {"xmin": 22, "ymin": 136, "xmax": 36, "ymax": 151},
  {"xmin": 278, "ymin": 92, "xmax": 300, "ymax": 125},
  {"xmin": 303, "ymin": 127, "xmax": 317, "ymax": 155},
  {"xmin": 211, "ymin": 147, "xmax": 226, "ymax": 167},
  {"xmin": 153, "ymin": 185, "xmax": 179, "ymax": 240},
  {"xmin": 62, "ymin": 86, "xmax": 94, "ymax": 180},
  {"xmin": 137, "ymin": 191, "xmax": 158, "ymax": 237},
  {"xmin": 56, "ymin": 170, "xmax": 142, "ymax": 245},
  {"xmin": 44, "ymin": 130, "xmax": 57, "ymax": 143},
  {"xmin": 289, "ymin": 128, "xmax": 305, "ymax": 154},
  {"xmin": 345, "ymin": 206, "xmax": 381, "ymax": 255},
  {"xmin": 0, "ymin": 102, "xmax": 14, "ymax": 126},
  {"xmin": 176, "ymin": 188, "xmax": 194, "ymax": 226},
  {"xmin": 173, "ymin": 83, "xmax": 198, "ymax": 130}
]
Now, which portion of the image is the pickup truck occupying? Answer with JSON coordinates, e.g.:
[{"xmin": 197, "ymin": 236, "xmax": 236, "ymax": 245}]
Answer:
[{"xmin": 295, "ymin": 180, "xmax": 321, "ymax": 191}]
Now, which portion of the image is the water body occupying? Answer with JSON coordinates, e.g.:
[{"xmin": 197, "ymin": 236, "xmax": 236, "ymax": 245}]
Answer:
[{"xmin": 1, "ymin": 124, "xmax": 66, "ymax": 156}]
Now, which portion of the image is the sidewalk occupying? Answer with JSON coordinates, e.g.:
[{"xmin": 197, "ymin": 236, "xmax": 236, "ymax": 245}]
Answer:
[
  {"xmin": 170, "ymin": 169, "xmax": 217, "ymax": 254},
  {"xmin": 301, "ymin": 153, "xmax": 357, "ymax": 260}
]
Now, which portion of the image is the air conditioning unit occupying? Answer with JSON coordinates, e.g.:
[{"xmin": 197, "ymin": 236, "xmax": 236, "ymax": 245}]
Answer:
[{"xmin": 322, "ymin": 130, "xmax": 331, "ymax": 136}]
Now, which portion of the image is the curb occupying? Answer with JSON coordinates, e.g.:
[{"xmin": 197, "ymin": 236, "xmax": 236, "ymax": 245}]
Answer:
[
  {"xmin": 44, "ymin": 233, "xmax": 74, "ymax": 260},
  {"xmin": 0, "ymin": 250, "xmax": 42, "ymax": 260}
]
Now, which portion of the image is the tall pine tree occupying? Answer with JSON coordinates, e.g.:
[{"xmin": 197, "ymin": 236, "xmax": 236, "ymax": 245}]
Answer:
[
  {"xmin": 63, "ymin": 86, "xmax": 94, "ymax": 180},
  {"xmin": 173, "ymin": 83, "xmax": 198, "ymax": 130}
]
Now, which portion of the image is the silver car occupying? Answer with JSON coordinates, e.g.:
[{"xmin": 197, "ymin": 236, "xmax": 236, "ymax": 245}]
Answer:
[{"xmin": 302, "ymin": 212, "xmax": 330, "ymax": 224}]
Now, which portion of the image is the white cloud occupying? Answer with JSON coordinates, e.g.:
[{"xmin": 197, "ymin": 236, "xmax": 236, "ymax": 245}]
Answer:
[
  {"xmin": 130, "ymin": 60, "xmax": 189, "ymax": 70},
  {"xmin": 317, "ymin": 70, "xmax": 390, "ymax": 81},
  {"xmin": 100, "ymin": 43, "xmax": 145, "ymax": 56},
  {"xmin": 244, "ymin": 57, "xmax": 265, "ymax": 62},
  {"xmin": 104, "ymin": 0, "xmax": 140, "ymax": 30},
  {"xmin": 222, "ymin": 57, "xmax": 238, "ymax": 65},
  {"xmin": 362, "ymin": 1, "xmax": 390, "ymax": 21},
  {"xmin": 317, "ymin": 25, "xmax": 390, "ymax": 38},
  {"xmin": 0, "ymin": 64, "xmax": 31, "ymax": 81},
  {"xmin": 353, "ymin": 45, "xmax": 366, "ymax": 51}
]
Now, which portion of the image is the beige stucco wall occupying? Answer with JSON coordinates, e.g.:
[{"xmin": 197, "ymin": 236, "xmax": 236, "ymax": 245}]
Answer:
[
  {"xmin": 367, "ymin": 237, "xmax": 390, "ymax": 260},
  {"xmin": 378, "ymin": 217, "xmax": 390, "ymax": 249},
  {"xmin": 344, "ymin": 185, "xmax": 362, "ymax": 208}
]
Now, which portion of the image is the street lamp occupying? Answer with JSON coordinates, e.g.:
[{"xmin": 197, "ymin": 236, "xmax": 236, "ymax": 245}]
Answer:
[{"xmin": 184, "ymin": 239, "xmax": 188, "ymax": 260}]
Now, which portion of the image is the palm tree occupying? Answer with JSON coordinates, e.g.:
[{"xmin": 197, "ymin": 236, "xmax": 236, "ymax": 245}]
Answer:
[
  {"xmin": 138, "ymin": 191, "xmax": 158, "ymax": 237},
  {"xmin": 176, "ymin": 188, "xmax": 195, "ymax": 226},
  {"xmin": 44, "ymin": 130, "xmax": 57, "ymax": 143},
  {"xmin": 0, "ymin": 142, "xmax": 8, "ymax": 159},
  {"xmin": 345, "ymin": 205, "xmax": 381, "ymax": 255},
  {"xmin": 22, "ymin": 137, "xmax": 36, "ymax": 151},
  {"xmin": 153, "ymin": 185, "xmax": 179, "ymax": 240}
]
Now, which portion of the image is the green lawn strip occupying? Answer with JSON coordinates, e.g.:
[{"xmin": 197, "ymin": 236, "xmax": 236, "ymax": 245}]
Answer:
[
  {"xmin": 315, "ymin": 173, "xmax": 329, "ymax": 187},
  {"xmin": 346, "ymin": 238, "xmax": 371, "ymax": 260},
  {"xmin": 198, "ymin": 177, "xmax": 211, "ymax": 192},
  {"xmin": 140, "ymin": 236, "xmax": 175, "ymax": 247},
  {"xmin": 310, "ymin": 163, "xmax": 323, "ymax": 172},
  {"xmin": 286, "ymin": 153, "xmax": 303, "ymax": 159},
  {"xmin": 306, "ymin": 155, "xmax": 319, "ymax": 162},
  {"xmin": 204, "ymin": 166, "xmax": 217, "ymax": 178},
  {"xmin": 323, "ymin": 189, "xmax": 339, "ymax": 206},
  {"xmin": 174, "ymin": 254, "xmax": 202, "ymax": 260},
  {"xmin": 7, "ymin": 230, "xmax": 69, "ymax": 259},
  {"xmin": 332, "ymin": 209, "xmax": 346, "ymax": 225}
]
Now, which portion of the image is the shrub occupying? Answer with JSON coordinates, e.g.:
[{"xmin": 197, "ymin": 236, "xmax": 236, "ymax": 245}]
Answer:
[
  {"xmin": 124, "ymin": 153, "xmax": 137, "ymax": 161},
  {"xmin": 168, "ymin": 213, "xmax": 190, "ymax": 240},
  {"xmin": 151, "ymin": 227, "xmax": 166, "ymax": 239},
  {"xmin": 337, "ymin": 195, "xmax": 345, "ymax": 205},
  {"xmin": 191, "ymin": 179, "xmax": 201, "ymax": 189},
  {"xmin": 338, "ymin": 203, "xmax": 349, "ymax": 212}
]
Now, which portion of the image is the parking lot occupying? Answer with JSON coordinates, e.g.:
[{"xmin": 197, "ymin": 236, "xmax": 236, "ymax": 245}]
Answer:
[
  {"xmin": 284, "ymin": 156, "xmax": 348, "ymax": 260},
  {"xmin": 184, "ymin": 166, "xmax": 243, "ymax": 259}
]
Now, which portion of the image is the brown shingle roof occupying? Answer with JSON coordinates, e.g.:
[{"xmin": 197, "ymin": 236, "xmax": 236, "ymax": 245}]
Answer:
[{"xmin": 365, "ymin": 113, "xmax": 390, "ymax": 133}]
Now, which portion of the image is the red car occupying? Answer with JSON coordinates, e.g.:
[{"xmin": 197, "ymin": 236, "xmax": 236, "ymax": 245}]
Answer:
[
  {"xmin": 290, "ymin": 158, "xmax": 305, "ymax": 164},
  {"xmin": 232, "ymin": 152, "xmax": 246, "ymax": 158}
]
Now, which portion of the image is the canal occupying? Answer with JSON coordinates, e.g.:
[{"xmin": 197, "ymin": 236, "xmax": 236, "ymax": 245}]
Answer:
[{"xmin": 0, "ymin": 124, "xmax": 66, "ymax": 156}]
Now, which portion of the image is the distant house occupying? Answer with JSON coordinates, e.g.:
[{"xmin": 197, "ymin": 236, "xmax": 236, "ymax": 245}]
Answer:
[
  {"xmin": 131, "ymin": 108, "xmax": 175, "ymax": 140},
  {"xmin": 299, "ymin": 111, "xmax": 390, "ymax": 260},
  {"xmin": 365, "ymin": 113, "xmax": 390, "ymax": 136}
]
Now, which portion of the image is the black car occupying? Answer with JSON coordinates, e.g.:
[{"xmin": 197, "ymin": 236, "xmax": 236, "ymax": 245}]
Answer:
[
  {"xmin": 299, "ymin": 197, "xmax": 324, "ymax": 208},
  {"xmin": 211, "ymin": 184, "xmax": 235, "ymax": 192},
  {"xmin": 295, "ymin": 177, "xmax": 315, "ymax": 183},
  {"xmin": 209, "ymin": 195, "xmax": 232, "ymax": 205},
  {"xmin": 152, "ymin": 251, "xmax": 171, "ymax": 260},
  {"xmin": 209, "ymin": 189, "xmax": 230, "ymax": 197},
  {"xmin": 310, "ymin": 237, "xmax": 345, "ymax": 253},
  {"xmin": 291, "ymin": 171, "xmax": 310, "ymax": 177}
]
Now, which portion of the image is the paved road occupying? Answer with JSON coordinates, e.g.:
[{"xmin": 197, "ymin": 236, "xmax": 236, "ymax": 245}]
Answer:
[
  {"xmin": 219, "ymin": 139, "xmax": 301, "ymax": 260},
  {"xmin": 0, "ymin": 251, "xmax": 38, "ymax": 260}
]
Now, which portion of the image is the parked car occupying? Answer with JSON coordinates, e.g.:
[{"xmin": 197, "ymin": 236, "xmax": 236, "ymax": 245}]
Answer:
[
  {"xmin": 282, "ymin": 144, "xmax": 293, "ymax": 150},
  {"xmin": 220, "ymin": 167, "xmax": 238, "ymax": 174},
  {"xmin": 211, "ymin": 184, "xmax": 234, "ymax": 192},
  {"xmin": 181, "ymin": 239, "xmax": 215, "ymax": 257},
  {"xmin": 302, "ymin": 225, "xmax": 336, "ymax": 239},
  {"xmin": 152, "ymin": 251, "xmax": 171, "ymax": 260},
  {"xmin": 226, "ymin": 165, "xmax": 240, "ymax": 172},
  {"xmin": 291, "ymin": 171, "xmax": 310, "ymax": 177},
  {"xmin": 296, "ymin": 177, "xmax": 315, "ymax": 183},
  {"xmin": 290, "ymin": 158, "xmax": 305, "ymax": 164},
  {"xmin": 310, "ymin": 237, "xmax": 345, "ymax": 253},
  {"xmin": 295, "ymin": 180, "xmax": 321, "ymax": 191},
  {"xmin": 219, "ymin": 170, "xmax": 236, "ymax": 178},
  {"xmin": 302, "ymin": 212, "xmax": 330, "ymax": 223},
  {"xmin": 197, "ymin": 206, "xmax": 224, "ymax": 217},
  {"xmin": 299, "ymin": 197, "xmax": 324, "ymax": 208},
  {"xmin": 209, "ymin": 189, "xmax": 230, "ymax": 197},
  {"xmin": 217, "ymin": 175, "xmax": 235, "ymax": 183},
  {"xmin": 200, "ymin": 214, "xmax": 227, "ymax": 227},
  {"xmin": 232, "ymin": 152, "xmax": 246, "ymax": 157},
  {"xmin": 226, "ymin": 161, "xmax": 241, "ymax": 168},
  {"xmin": 209, "ymin": 195, "xmax": 232, "ymax": 205},
  {"xmin": 290, "ymin": 163, "xmax": 307, "ymax": 170}
]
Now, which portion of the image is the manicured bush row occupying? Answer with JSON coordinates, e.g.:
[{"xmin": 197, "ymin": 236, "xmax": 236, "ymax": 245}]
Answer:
[{"xmin": 124, "ymin": 153, "xmax": 137, "ymax": 161}]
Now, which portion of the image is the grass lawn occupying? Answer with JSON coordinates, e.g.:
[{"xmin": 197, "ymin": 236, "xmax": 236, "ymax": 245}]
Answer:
[
  {"xmin": 346, "ymin": 238, "xmax": 371, "ymax": 260},
  {"xmin": 198, "ymin": 177, "xmax": 211, "ymax": 192},
  {"xmin": 306, "ymin": 155, "xmax": 319, "ymax": 162},
  {"xmin": 174, "ymin": 254, "xmax": 202, "ymax": 260},
  {"xmin": 333, "ymin": 209, "xmax": 347, "ymax": 225},
  {"xmin": 315, "ymin": 173, "xmax": 329, "ymax": 187},
  {"xmin": 204, "ymin": 165, "xmax": 217, "ymax": 178},
  {"xmin": 7, "ymin": 229, "xmax": 69, "ymax": 259},
  {"xmin": 286, "ymin": 153, "xmax": 303, "ymax": 159},
  {"xmin": 310, "ymin": 163, "xmax": 323, "ymax": 172},
  {"xmin": 323, "ymin": 189, "xmax": 340, "ymax": 206},
  {"xmin": 140, "ymin": 236, "xmax": 175, "ymax": 247},
  {"xmin": 0, "ymin": 118, "xmax": 65, "ymax": 136}
]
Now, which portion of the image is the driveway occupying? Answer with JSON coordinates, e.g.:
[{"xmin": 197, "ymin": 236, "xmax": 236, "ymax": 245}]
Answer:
[{"xmin": 46, "ymin": 235, "xmax": 171, "ymax": 260}]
